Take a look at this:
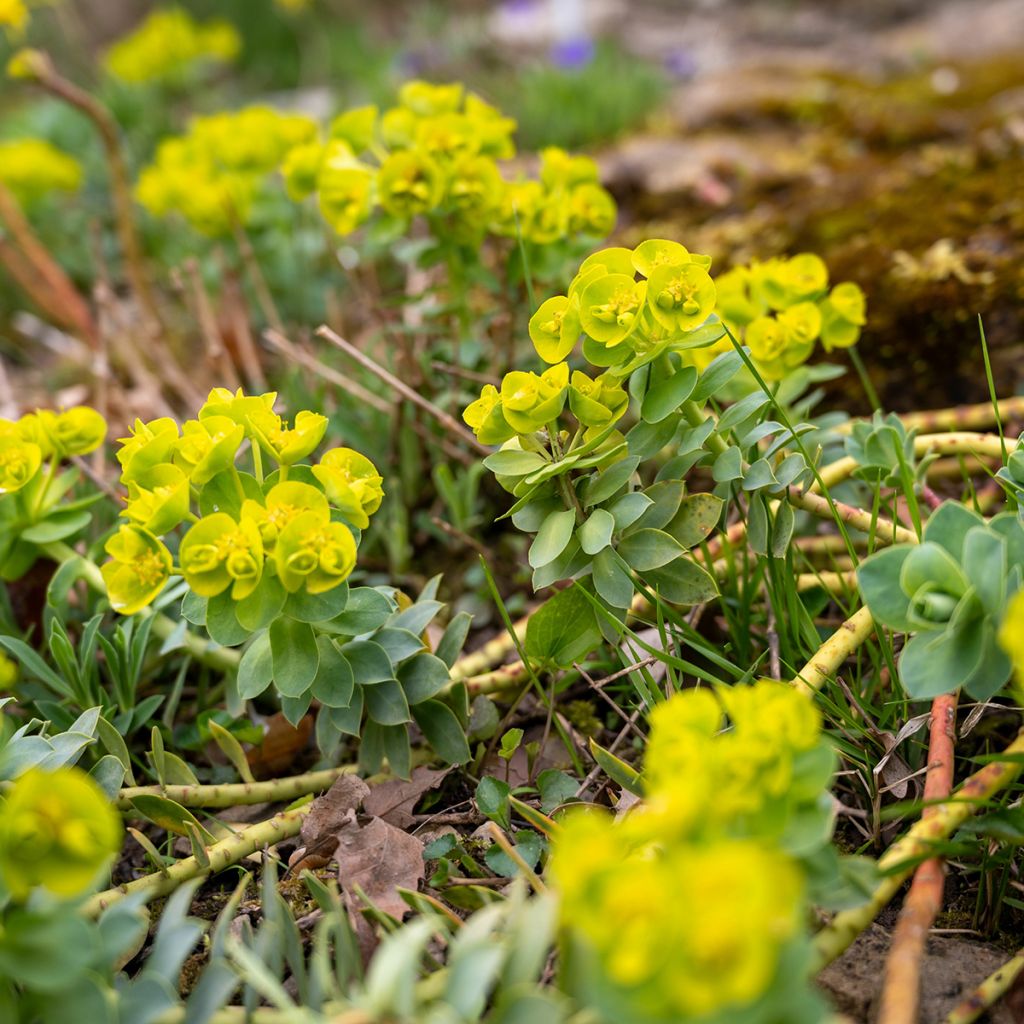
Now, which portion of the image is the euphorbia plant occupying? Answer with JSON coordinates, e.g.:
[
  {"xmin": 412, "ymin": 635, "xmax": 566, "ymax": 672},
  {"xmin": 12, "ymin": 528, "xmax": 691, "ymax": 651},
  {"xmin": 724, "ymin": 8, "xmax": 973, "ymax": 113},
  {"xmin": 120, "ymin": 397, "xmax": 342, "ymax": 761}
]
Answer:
[
  {"xmin": 1, "ymin": 389, "xmax": 472, "ymax": 776},
  {"xmin": 857, "ymin": 501, "xmax": 1024, "ymax": 699},
  {"xmin": 464, "ymin": 239, "xmax": 868, "ymax": 621}
]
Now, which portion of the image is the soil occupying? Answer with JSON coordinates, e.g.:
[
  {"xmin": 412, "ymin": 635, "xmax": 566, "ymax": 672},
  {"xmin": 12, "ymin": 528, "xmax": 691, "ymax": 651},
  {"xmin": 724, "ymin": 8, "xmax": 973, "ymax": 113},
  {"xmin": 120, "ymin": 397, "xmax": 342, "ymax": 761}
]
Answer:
[{"xmin": 820, "ymin": 920, "xmax": 1017, "ymax": 1023}]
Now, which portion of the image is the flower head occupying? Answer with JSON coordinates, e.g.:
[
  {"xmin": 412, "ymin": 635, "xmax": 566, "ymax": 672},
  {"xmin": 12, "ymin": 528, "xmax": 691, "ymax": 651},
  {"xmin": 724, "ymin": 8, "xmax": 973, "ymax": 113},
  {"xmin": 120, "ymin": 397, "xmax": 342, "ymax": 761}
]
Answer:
[
  {"xmin": 274, "ymin": 510, "xmax": 356, "ymax": 594},
  {"xmin": 174, "ymin": 416, "xmax": 244, "ymax": 485},
  {"xmin": 180, "ymin": 512, "xmax": 263, "ymax": 600},
  {"xmin": 0, "ymin": 767, "xmax": 121, "ymax": 901},
  {"xmin": 101, "ymin": 524, "xmax": 173, "ymax": 615},
  {"xmin": 116, "ymin": 417, "xmax": 180, "ymax": 481},
  {"xmin": 313, "ymin": 447, "xmax": 384, "ymax": 529},
  {"xmin": 240, "ymin": 480, "xmax": 329, "ymax": 550},
  {"xmin": 0, "ymin": 424, "xmax": 41, "ymax": 494},
  {"xmin": 462, "ymin": 384, "xmax": 515, "ymax": 446},
  {"xmin": 122, "ymin": 463, "xmax": 191, "ymax": 535},
  {"xmin": 249, "ymin": 408, "xmax": 327, "ymax": 466}
]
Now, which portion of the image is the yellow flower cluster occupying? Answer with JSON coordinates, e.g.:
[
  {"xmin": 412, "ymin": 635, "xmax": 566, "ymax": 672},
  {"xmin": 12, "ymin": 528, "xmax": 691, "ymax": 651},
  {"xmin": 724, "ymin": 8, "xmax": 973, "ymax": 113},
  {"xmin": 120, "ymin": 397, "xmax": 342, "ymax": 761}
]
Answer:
[
  {"xmin": 711, "ymin": 254, "xmax": 867, "ymax": 380},
  {"xmin": 0, "ymin": 407, "xmax": 105, "ymax": 495},
  {"xmin": 104, "ymin": 6, "xmax": 240, "ymax": 84},
  {"xmin": 464, "ymin": 241, "xmax": 713, "ymax": 446},
  {"xmin": 999, "ymin": 589, "xmax": 1024, "ymax": 686},
  {"xmin": 0, "ymin": 766, "xmax": 121, "ymax": 901},
  {"xmin": 552, "ymin": 681, "xmax": 832, "ymax": 1020},
  {"xmin": 0, "ymin": 137, "xmax": 83, "ymax": 205},
  {"xmin": 0, "ymin": 0, "xmax": 27, "ymax": 37},
  {"xmin": 136, "ymin": 107, "xmax": 318, "ymax": 235},
  {"xmin": 102, "ymin": 388, "xmax": 384, "ymax": 615},
  {"xmin": 284, "ymin": 80, "xmax": 616, "ymax": 243}
]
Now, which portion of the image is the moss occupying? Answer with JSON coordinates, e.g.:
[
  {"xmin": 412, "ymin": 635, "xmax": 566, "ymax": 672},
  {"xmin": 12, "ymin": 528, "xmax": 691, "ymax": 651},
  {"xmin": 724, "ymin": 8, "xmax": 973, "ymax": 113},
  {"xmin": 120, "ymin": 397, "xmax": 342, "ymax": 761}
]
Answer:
[{"xmin": 621, "ymin": 52, "xmax": 1024, "ymax": 413}]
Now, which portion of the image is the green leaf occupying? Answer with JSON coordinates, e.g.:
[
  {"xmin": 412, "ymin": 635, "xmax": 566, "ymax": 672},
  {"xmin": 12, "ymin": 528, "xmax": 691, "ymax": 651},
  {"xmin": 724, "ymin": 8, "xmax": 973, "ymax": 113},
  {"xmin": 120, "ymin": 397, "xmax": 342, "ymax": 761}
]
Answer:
[
  {"xmin": 577, "ymin": 509, "xmax": 615, "ymax": 556},
  {"xmin": 237, "ymin": 630, "xmax": 273, "ymax": 700},
  {"xmin": 284, "ymin": 582, "xmax": 350, "ymax": 624},
  {"xmin": 311, "ymin": 637, "xmax": 356, "ymax": 707},
  {"xmin": 398, "ymin": 652, "xmax": 451, "ymax": 704},
  {"xmin": 901, "ymin": 542, "xmax": 969, "ymax": 600},
  {"xmin": 616, "ymin": 529, "xmax": 683, "ymax": 571},
  {"xmin": 269, "ymin": 617, "xmax": 319, "ymax": 697},
  {"xmin": 435, "ymin": 612, "xmax": 472, "ymax": 668},
  {"xmin": 740, "ymin": 458, "xmax": 780, "ymax": 492},
  {"xmin": 208, "ymin": 720, "xmax": 255, "ymax": 783},
  {"xmin": 181, "ymin": 591, "xmax": 207, "ymax": 626},
  {"xmin": 691, "ymin": 350, "xmax": 743, "ymax": 403},
  {"xmin": 664, "ymin": 493, "xmax": 723, "ymax": 549},
  {"xmin": 341, "ymin": 639, "xmax": 394, "ymax": 684},
  {"xmin": 641, "ymin": 365, "xmax": 697, "ymax": 423},
  {"xmin": 606, "ymin": 491, "xmax": 653, "ymax": 532},
  {"xmin": 413, "ymin": 700, "xmax": 470, "ymax": 764},
  {"xmin": 235, "ymin": 573, "xmax": 286, "ymax": 632},
  {"xmin": 363, "ymin": 678, "xmax": 412, "ymax": 726},
  {"xmin": 632, "ymin": 480, "xmax": 684, "ymax": 531},
  {"xmin": 525, "ymin": 585, "xmax": 603, "ymax": 668},
  {"xmin": 198, "ymin": 470, "xmax": 262, "ymax": 518},
  {"xmin": 374, "ymin": 627, "xmax": 427, "ymax": 662},
  {"xmin": 962, "ymin": 526, "xmax": 1007, "ymax": 616},
  {"xmin": 528, "ymin": 509, "xmax": 576, "ymax": 569},
  {"xmin": 588, "ymin": 738, "xmax": 642, "ymax": 795},
  {"xmin": 537, "ymin": 769, "xmax": 578, "ymax": 813},
  {"xmin": 592, "ymin": 548, "xmax": 634, "ymax": 609},
  {"xmin": 922, "ymin": 500, "xmax": 986, "ymax": 560},
  {"xmin": 130, "ymin": 795, "xmax": 217, "ymax": 844},
  {"xmin": 716, "ymin": 391, "xmax": 769, "ymax": 433},
  {"xmin": 205, "ymin": 592, "xmax": 251, "ymax": 647},
  {"xmin": 20, "ymin": 510, "xmax": 92, "ymax": 544},
  {"xmin": 857, "ymin": 547, "xmax": 915, "ymax": 632},
  {"xmin": 499, "ymin": 728, "xmax": 524, "ymax": 759},
  {"xmin": 642, "ymin": 557, "xmax": 719, "ymax": 605},
  {"xmin": 899, "ymin": 615, "xmax": 985, "ymax": 698},
  {"xmin": 771, "ymin": 500, "xmax": 796, "ymax": 558},
  {"xmin": 475, "ymin": 776, "xmax": 511, "ymax": 828},
  {"xmin": 483, "ymin": 450, "xmax": 548, "ymax": 476},
  {"xmin": 327, "ymin": 586, "xmax": 395, "ymax": 634},
  {"xmin": 584, "ymin": 456, "xmax": 640, "ymax": 508},
  {"xmin": 711, "ymin": 446, "xmax": 743, "ymax": 483}
]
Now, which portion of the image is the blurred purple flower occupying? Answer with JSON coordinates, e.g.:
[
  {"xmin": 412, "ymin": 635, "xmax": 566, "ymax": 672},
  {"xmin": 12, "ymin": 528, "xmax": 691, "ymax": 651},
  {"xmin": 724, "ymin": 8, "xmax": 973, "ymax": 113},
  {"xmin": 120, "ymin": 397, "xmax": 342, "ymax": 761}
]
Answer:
[
  {"xmin": 550, "ymin": 35, "xmax": 595, "ymax": 70},
  {"xmin": 664, "ymin": 48, "xmax": 698, "ymax": 80}
]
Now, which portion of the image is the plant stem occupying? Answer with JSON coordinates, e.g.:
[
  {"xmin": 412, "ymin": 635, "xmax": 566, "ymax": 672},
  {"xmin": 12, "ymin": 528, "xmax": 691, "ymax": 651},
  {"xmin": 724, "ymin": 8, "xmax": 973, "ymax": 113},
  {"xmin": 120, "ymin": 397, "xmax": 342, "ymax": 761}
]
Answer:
[
  {"xmin": 790, "ymin": 605, "xmax": 876, "ymax": 695},
  {"xmin": 813, "ymin": 433, "xmax": 1009, "ymax": 492},
  {"xmin": 945, "ymin": 947, "xmax": 1024, "ymax": 1024},
  {"xmin": 876, "ymin": 691, "xmax": 958, "ymax": 1024},
  {"xmin": 24, "ymin": 51, "xmax": 160, "ymax": 334},
  {"xmin": 680, "ymin": 399, "xmax": 729, "ymax": 455},
  {"xmin": 812, "ymin": 728, "xmax": 1024, "ymax": 970},
  {"xmin": 787, "ymin": 487, "xmax": 917, "ymax": 546},
  {"xmin": 116, "ymin": 764, "xmax": 357, "ymax": 812},
  {"xmin": 82, "ymin": 806, "xmax": 310, "ymax": 918}
]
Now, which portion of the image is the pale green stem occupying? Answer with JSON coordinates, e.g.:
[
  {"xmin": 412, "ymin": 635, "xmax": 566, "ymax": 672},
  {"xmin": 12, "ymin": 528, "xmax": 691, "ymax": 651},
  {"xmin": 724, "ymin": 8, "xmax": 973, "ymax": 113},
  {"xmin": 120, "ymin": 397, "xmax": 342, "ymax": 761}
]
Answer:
[
  {"xmin": 82, "ymin": 806, "xmax": 310, "ymax": 918},
  {"xmin": 116, "ymin": 765, "xmax": 357, "ymax": 812},
  {"xmin": 812, "ymin": 729, "xmax": 1024, "ymax": 969}
]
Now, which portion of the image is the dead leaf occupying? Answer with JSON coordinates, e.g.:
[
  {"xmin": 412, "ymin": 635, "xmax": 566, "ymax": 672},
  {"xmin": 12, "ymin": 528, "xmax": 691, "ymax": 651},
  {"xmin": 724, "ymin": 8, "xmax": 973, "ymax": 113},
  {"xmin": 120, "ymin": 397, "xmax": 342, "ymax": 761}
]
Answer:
[
  {"xmin": 288, "ymin": 774, "xmax": 370, "ymax": 874},
  {"xmin": 246, "ymin": 711, "xmax": 314, "ymax": 776},
  {"xmin": 334, "ymin": 816, "xmax": 425, "ymax": 961},
  {"xmin": 363, "ymin": 766, "xmax": 450, "ymax": 829}
]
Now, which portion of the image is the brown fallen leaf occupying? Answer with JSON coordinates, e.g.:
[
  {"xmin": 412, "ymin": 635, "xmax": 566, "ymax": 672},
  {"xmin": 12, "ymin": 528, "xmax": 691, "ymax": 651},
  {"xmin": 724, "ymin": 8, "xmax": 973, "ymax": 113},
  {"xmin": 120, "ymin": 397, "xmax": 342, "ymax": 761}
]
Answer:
[
  {"xmin": 288, "ymin": 774, "xmax": 370, "ymax": 874},
  {"xmin": 363, "ymin": 766, "xmax": 451, "ymax": 829},
  {"xmin": 246, "ymin": 711, "xmax": 314, "ymax": 776},
  {"xmin": 334, "ymin": 816, "xmax": 425, "ymax": 961}
]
